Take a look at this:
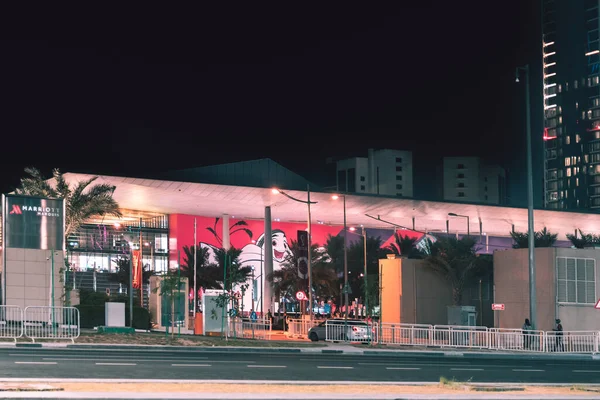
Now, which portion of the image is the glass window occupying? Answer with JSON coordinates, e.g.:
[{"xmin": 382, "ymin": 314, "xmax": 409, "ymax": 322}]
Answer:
[
  {"xmin": 457, "ymin": 173, "xmax": 465, "ymax": 179},
  {"xmin": 396, "ymin": 184, "xmax": 402, "ymax": 190},
  {"xmin": 360, "ymin": 176, "xmax": 365, "ymax": 182},
  {"xmin": 395, "ymin": 166, "xmax": 402, "ymax": 172},
  {"xmin": 457, "ymin": 164, "xmax": 465, "ymax": 169},
  {"xmin": 396, "ymin": 157, "xmax": 402, "ymax": 163},
  {"xmin": 458, "ymin": 192, "xmax": 465, "ymax": 197},
  {"xmin": 457, "ymin": 183, "xmax": 465, "ymax": 188},
  {"xmin": 360, "ymin": 185, "xmax": 365, "ymax": 191},
  {"xmin": 396, "ymin": 175, "xmax": 402, "ymax": 181},
  {"xmin": 557, "ymin": 257, "xmax": 596, "ymax": 304}
]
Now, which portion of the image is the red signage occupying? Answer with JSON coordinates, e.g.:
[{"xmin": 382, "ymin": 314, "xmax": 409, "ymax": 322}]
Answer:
[
  {"xmin": 491, "ymin": 303, "xmax": 505, "ymax": 311},
  {"xmin": 595, "ymin": 299, "xmax": 600, "ymax": 310},
  {"xmin": 296, "ymin": 291, "xmax": 306, "ymax": 301}
]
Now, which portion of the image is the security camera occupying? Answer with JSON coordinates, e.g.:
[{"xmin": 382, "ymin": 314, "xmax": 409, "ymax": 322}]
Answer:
[{"xmin": 46, "ymin": 257, "xmax": 50, "ymax": 261}]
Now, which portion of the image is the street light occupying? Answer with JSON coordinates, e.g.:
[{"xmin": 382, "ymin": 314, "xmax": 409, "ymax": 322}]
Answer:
[
  {"xmin": 272, "ymin": 185, "xmax": 317, "ymax": 319},
  {"xmin": 516, "ymin": 64, "xmax": 537, "ymax": 330},
  {"xmin": 332, "ymin": 194, "xmax": 349, "ymax": 325},
  {"xmin": 447, "ymin": 213, "xmax": 470, "ymax": 236}
]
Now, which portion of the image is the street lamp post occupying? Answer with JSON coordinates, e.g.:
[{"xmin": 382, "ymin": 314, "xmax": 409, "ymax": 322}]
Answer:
[
  {"xmin": 516, "ymin": 64, "xmax": 537, "ymax": 330},
  {"xmin": 332, "ymin": 194, "xmax": 349, "ymax": 325},
  {"xmin": 272, "ymin": 186, "xmax": 318, "ymax": 320},
  {"xmin": 362, "ymin": 226, "xmax": 368, "ymax": 318},
  {"xmin": 447, "ymin": 213, "xmax": 470, "ymax": 236}
]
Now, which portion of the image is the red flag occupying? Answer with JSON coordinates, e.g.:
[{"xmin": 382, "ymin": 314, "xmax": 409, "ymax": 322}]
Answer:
[{"xmin": 132, "ymin": 250, "xmax": 143, "ymax": 289}]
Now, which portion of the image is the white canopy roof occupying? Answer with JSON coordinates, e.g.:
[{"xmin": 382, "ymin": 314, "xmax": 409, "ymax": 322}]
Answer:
[{"xmin": 63, "ymin": 173, "xmax": 600, "ymax": 240}]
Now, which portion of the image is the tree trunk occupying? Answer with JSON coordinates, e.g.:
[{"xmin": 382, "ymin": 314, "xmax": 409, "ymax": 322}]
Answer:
[
  {"xmin": 452, "ymin": 287, "xmax": 462, "ymax": 306},
  {"xmin": 171, "ymin": 294, "xmax": 175, "ymax": 338}
]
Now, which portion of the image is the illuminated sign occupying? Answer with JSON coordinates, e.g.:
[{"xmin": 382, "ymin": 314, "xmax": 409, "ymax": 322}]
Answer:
[{"xmin": 3, "ymin": 195, "xmax": 64, "ymax": 250}]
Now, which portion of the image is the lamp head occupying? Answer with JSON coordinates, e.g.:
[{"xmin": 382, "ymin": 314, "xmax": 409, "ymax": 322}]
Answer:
[
  {"xmin": 448, "ymin": 212, "xmax": 458, "ymax": 217},
  {"xmin": 331, "ymin": 195, "xmax": 339, "ymax": 200},
  {"xmin": 271, "ymin": 189, "xmax": 280, "ymax": 194}
]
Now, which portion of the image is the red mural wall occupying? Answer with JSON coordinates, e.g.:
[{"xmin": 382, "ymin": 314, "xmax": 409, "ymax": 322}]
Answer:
[{"xmin": 168, "ymin": 214, "xmax": 344, "ymax": 269}]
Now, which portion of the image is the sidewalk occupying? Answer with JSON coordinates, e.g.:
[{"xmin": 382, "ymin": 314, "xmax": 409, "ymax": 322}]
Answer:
[{"xmin": 8, "ymin": 340, "xmax": 600, "ymax": 361}]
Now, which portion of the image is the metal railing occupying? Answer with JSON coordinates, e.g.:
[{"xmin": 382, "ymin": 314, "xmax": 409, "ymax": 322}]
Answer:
[
  {"xmin": 366, "ymin": 322, "xmax": 600, "ymax": 354},
  {"xmin": 287, "ymin": 318, "xmax": 319, "ymax": 338},
  {"xmin": 228, "ymin": 318, "xmax": 272, "ymax": 340},
  {"xmin": 23, "ymin": 306, "xmax": 80, "ymax": 343},
  {"xmin": 0, "ymin": 306, "xmax": 23, "ymax": 342},
  {"xmin": 324, "ymin": 320, "xmax": 372, "ymax": 343}
]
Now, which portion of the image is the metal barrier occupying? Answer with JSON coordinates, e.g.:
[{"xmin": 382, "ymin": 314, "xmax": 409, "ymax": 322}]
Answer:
[
  {"xmin": 377, "ymin": 323, "xmax": 431, "ymax": 346},
  {"xmin": 544, "ymin": 331, "xmax": 598, "ymax": 353},
  {"xmin": 228, "ymin": 318, "xmax": 272, "ymax": 340},
  {"xmin": 324, "ymin": 320, "xmax": 372, "ymax": 343},
  {"xmin": 0, "ymin": 305, "xmax": 23, "ymax": 342},
  {"xmin": 489, "ymin": 328, "xmax": 545, "ymax": 352},
  {"xmin": 432, "ymin": 325, "xmax": 489, "ymax": 348},
  {"xmin": 287, "ymin": 318, "xmax": 319, "ymax": 338},
  {"xmin": 23, "ymin": 306, "xmax": 80, "ymax": 343}
]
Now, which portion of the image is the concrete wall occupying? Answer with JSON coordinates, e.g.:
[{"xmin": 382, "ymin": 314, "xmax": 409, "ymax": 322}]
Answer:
[
  {"xmin": 493, "ymin": 248, "xmax": 556, "ymax": 331},
  {"xmin": 4, "ymin": 248, "xmax": 63, "ymax": 309},
  {"xmin": 380, "ymin": 257, "xmax": 453, "ymax": 326}
]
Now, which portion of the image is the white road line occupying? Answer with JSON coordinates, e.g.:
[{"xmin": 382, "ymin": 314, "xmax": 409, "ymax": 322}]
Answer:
[
  {"xmin": 247, "ymin": 365, "xmax": 287, "ymax": 368},
  {"xmin": 204, "ymin": 361, "xmax": 256, "ymax": 363},
  {"xmin": 171, "ymin": 364, "xmax": 211, "ymax": 367},
  {"xmin": 573, "ymin": 370, "xmax": 600, "ymax": 373},
  {"xmin": 95, "ymin": 363, "xmax": 137, "ymax": 366},
  {"xmin": 357, "ymin": 362, "xmax": 469, "ymax": 366},
  {"xmin": 42, "ymin": 358, "xmax": 202, "ymax": 362},
  {"xmin": 512, "ymin": 369, "xmax": 544, "ymax": 372},
  {"xmin": 386, "ymin": 367, "xmax": 421, "ymax": 370},
  {"xmin": 14, "ymin": 361, "xmax": 57, "ymax": 365},
  {"xmin": 317, "ymin": 366, "xmax": 354, "ymax": 369},
  {"xmin": 451, "ymin": 368, "xmax": 484, "ymax": 371}
]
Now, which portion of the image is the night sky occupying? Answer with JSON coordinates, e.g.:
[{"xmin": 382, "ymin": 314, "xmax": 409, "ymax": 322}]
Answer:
[{"xmin": 0, "ymin": 2, "xmax": 541, "ymax": 206}]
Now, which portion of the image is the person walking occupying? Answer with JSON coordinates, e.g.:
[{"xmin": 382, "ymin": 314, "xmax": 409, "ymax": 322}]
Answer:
[
  {"xmin": 522, "ymin": 318, "xmax": 532, "ymax": 350},
  {"xmin": 553, "ymin": 319, "xmax": 564, "ymax": 352}
]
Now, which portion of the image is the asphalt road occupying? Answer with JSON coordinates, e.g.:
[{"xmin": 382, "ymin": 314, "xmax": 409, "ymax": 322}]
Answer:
[{"xmin": 0, "ymin": 347, "xmax": 599, "ymax": 384}]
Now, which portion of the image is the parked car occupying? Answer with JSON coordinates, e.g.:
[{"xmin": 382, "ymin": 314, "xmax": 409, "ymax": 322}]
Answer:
[{"xmin": 308, "ymin": 319, "xmax": 371, "ymax": 342}]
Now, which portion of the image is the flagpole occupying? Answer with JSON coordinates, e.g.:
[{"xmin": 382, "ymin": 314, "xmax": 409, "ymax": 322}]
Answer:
[{"xmin": 193, "ymin": 218, "xmax": 197, "ymax": 319}]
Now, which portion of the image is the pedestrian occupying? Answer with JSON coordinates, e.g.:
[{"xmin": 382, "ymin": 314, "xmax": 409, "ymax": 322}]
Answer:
[
  {"xmin": 266, "ymin": 309, "xmax": 273, "ymax": 327},
  {"xmin": 553, "ymin": 319, "xmax": 564, "ymax": 351},
  {"xmin": 522, "ymin": 318, "xmax": 532, "ymax": 350}
]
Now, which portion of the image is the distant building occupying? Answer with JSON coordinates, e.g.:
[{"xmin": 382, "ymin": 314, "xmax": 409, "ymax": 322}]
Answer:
[
  {"xmin": 542, "ymin": 1, "xmax": 600, "ymax": 210},
  {"xmin": 442, "ymin": 157, "xmax": 507, "ymax": 205},
  {"xmin": 335, "ymin": 149, "xmax": 413, "ymax": 197}
]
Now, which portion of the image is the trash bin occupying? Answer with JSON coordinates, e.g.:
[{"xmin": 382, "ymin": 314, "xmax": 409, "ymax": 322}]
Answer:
[{"xmin": 194, "ymin": 315, "xmax": 203, "ymax": 335}]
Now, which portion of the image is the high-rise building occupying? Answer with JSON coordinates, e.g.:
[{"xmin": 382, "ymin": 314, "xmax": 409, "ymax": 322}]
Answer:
[
  {"xmin": 543, "ymin": 0, "xmax": 600, "ymax": 210},
  {"xmin": 442, "ymin": 157, "xmax": 507, "ymax": 205},
  {"xmin": 336, "ymin": 149, "xmax": 413, "ymax": 197}
]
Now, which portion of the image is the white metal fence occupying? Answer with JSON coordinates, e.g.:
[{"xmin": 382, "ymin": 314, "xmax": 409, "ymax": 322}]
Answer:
[
  {"xmin": 0, "ymin": 305, "xmax": 80, "ymax": 343},
  {"xmin": 228, "ymin": 318, "xmax": 272, "ymax": 340},
  {"xmin": 287, "ymin": 318, "xmax": 319, "ymax": 338},
  {"xmin": 325, "ymin": 321, "xmax": 600, "ymax": 354}
]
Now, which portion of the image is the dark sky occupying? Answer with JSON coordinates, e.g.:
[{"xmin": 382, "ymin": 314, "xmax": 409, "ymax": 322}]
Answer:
[{"xmin": 0, "ymin": 2, "xmax": 541, "ymax": 206}]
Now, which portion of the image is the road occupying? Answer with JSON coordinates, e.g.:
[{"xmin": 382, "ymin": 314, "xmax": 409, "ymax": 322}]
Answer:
[{"xmin": 0, "ymin": 347, "xmax": 599, "ymax": 384}]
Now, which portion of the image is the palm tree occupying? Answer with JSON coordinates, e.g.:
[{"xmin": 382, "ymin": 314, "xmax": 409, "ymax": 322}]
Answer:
[
  {"xmin": 206, "ymin": 217, "xmax": 253, "ymax": 246},
  {"xmin": 385, "ymin": 233, "xmax": 424, "ymax": 259},
  {"xmin": 566, "ymin": 229, "xmax": 596, "ymax": 249},
  {"xmin": 510, "ymin": 227, "xmax": 558, "ymax": 248},
  {"xmin": 424, "ymin": 236, "xmax": 492, "ymax": 306},
  {"xmin": 15, "ymin": 167, "xmax": 122, "ymax": 239},
  {"xmin": 180, "ymin": 244, "xmax": 221, "ymax": 290},
  {"xmin": 109, "ymin": 257, "xmax": 155, "ymax": 302}
]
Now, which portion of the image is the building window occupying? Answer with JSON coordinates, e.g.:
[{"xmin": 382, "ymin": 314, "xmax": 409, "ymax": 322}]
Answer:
[
  {"xmin": 396, "ymin": 175, "xmax": 402, "ymax": 181},
  {"xmin": 396, "ymin": 157, "xmax": 402, "ymax": 163},
  {"xmin": 457, "ymin": 183, "xmax": 465, "ymax": 188},
  {"xmin": 347, "ymin": 168, "xmax": 356, "ymax": 193},
  {"xmin": 395, "ymin": 166, "xmax": 402, "ymax": 172},
  {"xmin": 484, "ymin": 195, "xmax": 488, "ymax": 201},
  {"xmin": 557, "ymin": 257, "xmax": 596, "ymax": 304},
  {"xmin": 457, "ymin": 164, "xmax": 465, "ymax": 169},
  {"xmin": 457, "ymin": 173, "xmax": 465, "ymax": 179},
  {"xmin": 360, "ymin": 176, "xmax": 365, "ymax": 182},
  {"xmin": 360, "ymin": 185, "xmax": 365, "ymax": 191},
  {"xmin": 458, "ymin": 192, "xmax": 465, "ymax": 197},
  {"xmin": 396, "ymin": 184, "xmax": 403, "ymax": 190}
]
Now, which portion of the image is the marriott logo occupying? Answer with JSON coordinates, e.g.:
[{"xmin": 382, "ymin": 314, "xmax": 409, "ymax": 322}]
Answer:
[{"xmin": 9, "ymin": 204, "xmax": 61, "ymax": 218}]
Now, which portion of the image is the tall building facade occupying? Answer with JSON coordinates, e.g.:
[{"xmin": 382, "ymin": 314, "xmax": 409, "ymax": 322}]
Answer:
[
  {"xmin": 543, "ymin": 0, "xmax": 600, "ymax": 210},
  {"xmin": 442, "ymin": 157, "xmax": 507, "ymax": 205},
  {"xmin": 336, "ymin": 149, "xmax": 413, "ymax": 197}
]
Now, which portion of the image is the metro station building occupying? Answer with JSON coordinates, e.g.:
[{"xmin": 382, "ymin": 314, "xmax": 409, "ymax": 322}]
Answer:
[{"xmin": 3, "ymin": 159, "xmax": 600, "ymax": 331}]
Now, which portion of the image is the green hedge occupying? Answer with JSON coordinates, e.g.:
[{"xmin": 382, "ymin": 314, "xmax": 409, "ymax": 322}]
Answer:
[{"xmin": 76, "ymin": 305, "xmax": 151, "ymax": 330}]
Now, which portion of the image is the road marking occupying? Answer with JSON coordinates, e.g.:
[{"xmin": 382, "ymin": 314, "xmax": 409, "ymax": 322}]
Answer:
[
  {"xmin": 95, "ymin": 362, "xmax": 137, "ymax": 366},
  {"xmin": 247, "ymin": 365, "xmax": 287, "ymax": 368},
  {"xmin": 171, "ymin": 364, "xmax": 212, "ymax": 367},
  {"xmin": 14, "ymin": 361, "xmax": 57, "ymax": 365},
  {"xmin": 451, "ymin": 368, "xmax": 484, "ymax": 371},
  {"xmin": 317, "ymin": 366, "xmax": 354, "ymax": 369},
  {"xmin": 204, "ymin": 360, "xmax": 256, "ymax": 363},
  {"xmin": 42, "ymin": 358, "xmax": 203, "ymax": 362},
  {"xmin": 573, "ymin": 370, "xmax": 600, "ymax": 373},
  {"xmin": 512, "ymin": 369, "xmax": 544, "ymax": 372},
  {"xmin": 386, "ymin": 367, "xmax": 421, "ymax": 370}
]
